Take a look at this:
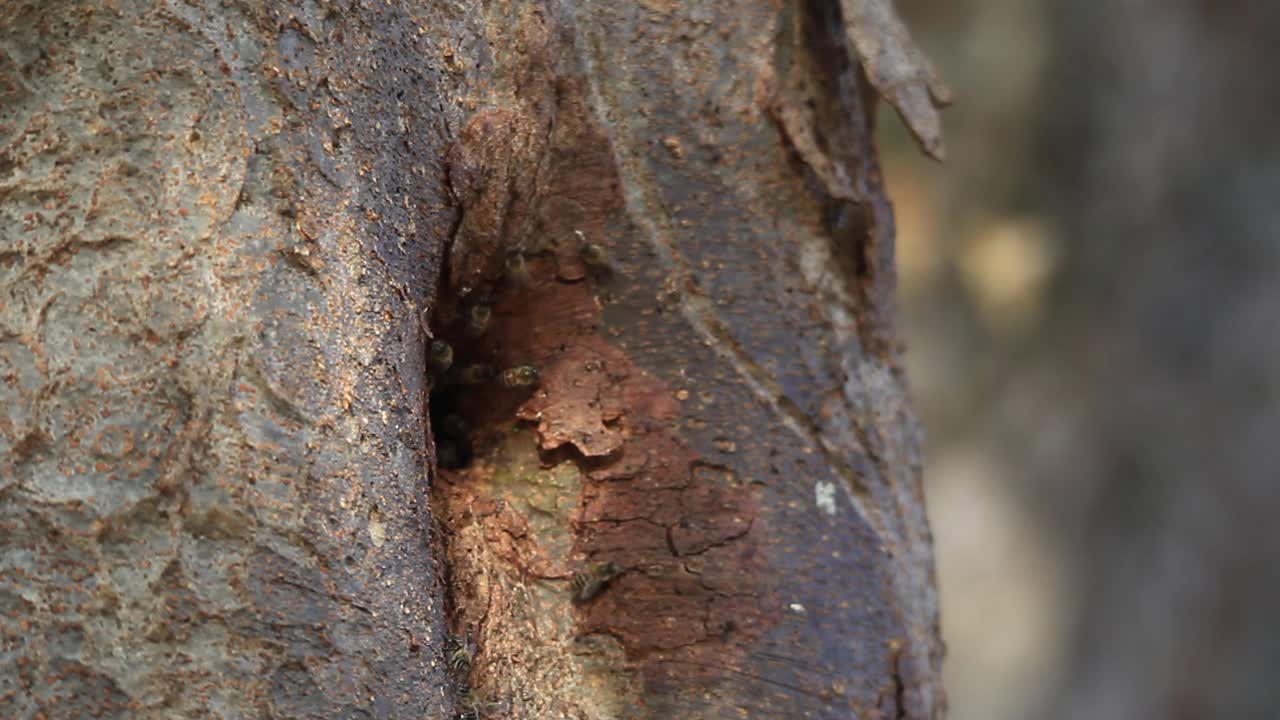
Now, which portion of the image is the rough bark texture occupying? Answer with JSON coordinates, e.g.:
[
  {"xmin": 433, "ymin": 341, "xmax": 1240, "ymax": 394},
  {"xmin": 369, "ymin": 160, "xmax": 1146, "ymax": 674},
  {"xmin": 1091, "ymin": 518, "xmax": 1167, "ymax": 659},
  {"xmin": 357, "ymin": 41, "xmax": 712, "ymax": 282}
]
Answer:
[
  {"xmin": 1, "ymin": 1, "xmax": 942, "ymax": 718},
  {"xmin": 1, "ymin": 2, "xmax": 457, "ymax": 716}
]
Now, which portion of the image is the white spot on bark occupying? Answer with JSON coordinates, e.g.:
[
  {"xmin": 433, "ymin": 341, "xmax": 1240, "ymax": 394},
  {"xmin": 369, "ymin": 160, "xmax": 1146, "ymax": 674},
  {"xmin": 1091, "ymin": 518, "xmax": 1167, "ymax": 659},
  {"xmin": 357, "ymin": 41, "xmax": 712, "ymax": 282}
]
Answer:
[{"xmin": 815, "ymin": 481, "xmax": 838, "ymax": 515}]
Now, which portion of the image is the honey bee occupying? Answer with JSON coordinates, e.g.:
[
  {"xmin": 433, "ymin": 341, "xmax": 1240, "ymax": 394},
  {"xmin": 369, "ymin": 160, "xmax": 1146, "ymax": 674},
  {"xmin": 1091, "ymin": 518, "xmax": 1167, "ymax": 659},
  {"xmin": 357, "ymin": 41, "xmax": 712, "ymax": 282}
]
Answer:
[
  {"xmin": 465, "ymin": 304, "xmax": 492, "ymax": 337},
  {"xmin": 570, "ymin": 561, "xmax": 622, "ymax": 604},
  {"xmin": 457, "ymin": 691, "xmax": 505, "ymax": 720},
  {"xmin": 446, "ymin": 630, "xmax": 475, "ymax": 673},
  {"xmin": 499, "ymin": 365, "xmax": 539, "ymax": 388},
  {"xmin": 429, "ymin": 339, "xmax": 454, "ymax": 373},
  {"xmin": 578, "ymin": 243, "xmax": 610, "ymax": 268},
  {"xmin": 455, "ymin": 363, "xmax": 496, "ymax": 385},
  {"xmin": 456, "ymin": 696, "xmax": 480, "ymax": 720},
  {"xmin": 505, "ymin": 251, "xmax": 532, "ymax": 288},
  {"xmin": 575, "ymin": 230, "xmax": 611, "ymax": 272}
]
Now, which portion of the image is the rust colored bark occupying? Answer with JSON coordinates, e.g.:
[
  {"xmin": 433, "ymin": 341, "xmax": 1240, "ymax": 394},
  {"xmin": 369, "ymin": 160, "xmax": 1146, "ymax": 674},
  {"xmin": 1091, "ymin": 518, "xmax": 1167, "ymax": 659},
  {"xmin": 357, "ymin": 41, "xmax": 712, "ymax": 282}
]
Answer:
[{"xmin": 430, "ymin": 1, "xmax": 943, "ymax": 718}]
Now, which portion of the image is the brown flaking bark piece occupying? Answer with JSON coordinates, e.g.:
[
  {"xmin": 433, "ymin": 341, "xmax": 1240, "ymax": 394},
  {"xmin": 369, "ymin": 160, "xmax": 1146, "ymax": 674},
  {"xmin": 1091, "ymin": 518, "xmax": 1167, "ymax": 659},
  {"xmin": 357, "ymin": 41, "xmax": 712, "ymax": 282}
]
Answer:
[{"xmin": 840, "ymin": 0, "xmax": 952, "ymax": 160}]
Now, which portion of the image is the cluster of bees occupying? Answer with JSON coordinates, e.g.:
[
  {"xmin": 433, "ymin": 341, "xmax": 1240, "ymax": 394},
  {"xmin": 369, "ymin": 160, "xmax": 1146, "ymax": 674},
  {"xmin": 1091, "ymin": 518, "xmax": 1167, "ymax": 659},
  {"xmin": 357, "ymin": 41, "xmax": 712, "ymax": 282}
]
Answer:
[
  {"xmin": 426, "ymin": 299, "xmax": 541, "ymax": 469},
  {"xmin": 427, "ymin": 334, "xmax": 538, "ymax": 468},
  {"xmin": 427, "ymin": 234, "xmax": 611, "ymax": 469},
  {"xmin": 431, "ymin": 236, "xmax": 622, "ymax": 717},
  {"xmin": 428, "ymin": 334, "xmax": 540, "ymax": 391},
  {"xmin": 445, "ymin": 630, "xmax": 504, "ymax": 720}
]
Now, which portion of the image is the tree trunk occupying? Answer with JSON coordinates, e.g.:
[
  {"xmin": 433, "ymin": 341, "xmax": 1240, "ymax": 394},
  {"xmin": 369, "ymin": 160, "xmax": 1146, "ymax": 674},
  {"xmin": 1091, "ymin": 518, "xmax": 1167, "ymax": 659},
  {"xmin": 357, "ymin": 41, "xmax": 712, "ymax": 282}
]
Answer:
[{"xmin": 0, "ymin": 1, "xmax": 944, "ymax": 718}]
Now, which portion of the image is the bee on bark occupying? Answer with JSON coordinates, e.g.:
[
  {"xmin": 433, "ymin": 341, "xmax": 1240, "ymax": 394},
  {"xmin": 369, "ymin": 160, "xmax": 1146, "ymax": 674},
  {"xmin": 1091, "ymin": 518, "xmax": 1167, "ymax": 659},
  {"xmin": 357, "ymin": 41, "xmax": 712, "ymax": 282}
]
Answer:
[
  {"xmin": 457, "ymin": 692, "xmax": 505, "ymax": 720},
  {"xmin": 575, "ymin": 230, "xmax": 612, "ymax": 273},
  {"xmin": 465, "ymin": 304, "xmax": 492, "ymax": 337},
  {"xmin": 455, "ymin": 363, "xmax": 496, "ymax": 385},
  {"xmin": 570, "ymin": 561, "xmax": 622, "ymax": 604},
  {"xmin": 579, "ymin": 243, "xmax": 610, "ymax": 268},
  {"xmin": 504, "ymin": 251, "xmax": 532, "ymax": 288},
  {"xmin": 499, "ymin": 365, "xmax": 539, "ymax": 388},
  {"xmin": 448, "ymin": 633, "xmax": 475, "ymax": 674},
  {"xmin": 429, "ymin": 339, "xmax": 454, "ymax": 373}
]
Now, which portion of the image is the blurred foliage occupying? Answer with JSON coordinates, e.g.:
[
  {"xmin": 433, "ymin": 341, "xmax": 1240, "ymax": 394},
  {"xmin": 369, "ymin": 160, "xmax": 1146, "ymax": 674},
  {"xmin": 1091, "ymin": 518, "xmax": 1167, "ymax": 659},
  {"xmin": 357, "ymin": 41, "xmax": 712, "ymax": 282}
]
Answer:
[{"xmin": 885, "ymin": 1, "xmax": 1280, "ymax": 719}]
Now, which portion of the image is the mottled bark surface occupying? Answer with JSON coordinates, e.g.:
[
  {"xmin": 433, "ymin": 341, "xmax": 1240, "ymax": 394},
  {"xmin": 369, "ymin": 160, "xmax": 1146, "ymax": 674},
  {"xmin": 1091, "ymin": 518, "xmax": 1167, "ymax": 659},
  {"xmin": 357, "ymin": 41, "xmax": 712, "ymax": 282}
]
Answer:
[
  {"xmin": 1, "ymin": 1, "xmax": 942, "ymax": 718},
  {"xmin": 0, "ymin": 2, "xmax": 457, "ymax": 716}
]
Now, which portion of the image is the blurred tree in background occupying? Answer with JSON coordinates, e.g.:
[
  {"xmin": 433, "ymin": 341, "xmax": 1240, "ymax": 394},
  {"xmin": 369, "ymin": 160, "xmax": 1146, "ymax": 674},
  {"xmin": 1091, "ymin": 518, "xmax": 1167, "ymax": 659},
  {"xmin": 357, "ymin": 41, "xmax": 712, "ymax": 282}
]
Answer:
[{"xmin": 891, "ymin": 1, "xmax": 1280, "ymax": 719}]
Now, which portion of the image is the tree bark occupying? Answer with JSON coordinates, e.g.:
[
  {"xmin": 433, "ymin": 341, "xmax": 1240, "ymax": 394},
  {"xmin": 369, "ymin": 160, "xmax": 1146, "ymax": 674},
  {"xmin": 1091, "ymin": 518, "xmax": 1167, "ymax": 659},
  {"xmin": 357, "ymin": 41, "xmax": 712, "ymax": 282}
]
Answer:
[{"xmin": 1, "ymin": 1, "xmax": 943, "ymax": 718}]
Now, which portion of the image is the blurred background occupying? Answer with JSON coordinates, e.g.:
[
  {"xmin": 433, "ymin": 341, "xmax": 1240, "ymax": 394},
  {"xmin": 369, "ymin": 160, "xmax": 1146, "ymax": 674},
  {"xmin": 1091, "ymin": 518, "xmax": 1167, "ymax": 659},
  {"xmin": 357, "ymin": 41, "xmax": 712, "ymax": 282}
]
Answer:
[{"xmin": 884, "ymin": 2, "xmax": 1280, "ymax": 719}]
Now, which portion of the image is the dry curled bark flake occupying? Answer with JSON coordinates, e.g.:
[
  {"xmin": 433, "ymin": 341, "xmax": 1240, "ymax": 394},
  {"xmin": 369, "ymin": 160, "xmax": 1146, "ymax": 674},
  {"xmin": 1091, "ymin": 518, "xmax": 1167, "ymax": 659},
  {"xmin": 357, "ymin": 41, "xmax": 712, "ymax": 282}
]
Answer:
[{"xmin": 839, "ymin": 0, "xmax": 953, "ymax": 160}]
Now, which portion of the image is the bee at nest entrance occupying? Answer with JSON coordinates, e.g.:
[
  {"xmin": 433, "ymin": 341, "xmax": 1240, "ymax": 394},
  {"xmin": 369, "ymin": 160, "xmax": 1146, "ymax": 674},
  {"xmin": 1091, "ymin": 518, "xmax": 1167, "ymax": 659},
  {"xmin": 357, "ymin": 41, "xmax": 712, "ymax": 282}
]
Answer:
[
  {"xmin": 426, "ymin": 315, "xmax": 542, "ymax": 471},
  {"xmin": 426, "ymin": 264, "xmax": 546, "ymax": 472},
  {"xmin": 426, "ymin": 230, "xmax": 614, "ymax": 473}
]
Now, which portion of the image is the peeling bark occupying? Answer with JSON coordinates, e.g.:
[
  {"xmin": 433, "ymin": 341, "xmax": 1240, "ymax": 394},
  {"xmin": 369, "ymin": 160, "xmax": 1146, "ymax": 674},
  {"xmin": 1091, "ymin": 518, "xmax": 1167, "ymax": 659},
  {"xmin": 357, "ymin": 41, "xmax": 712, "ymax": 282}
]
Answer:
[
  {"xmin": 2, "ymin": 1, "xmax": 943, "ymax": 718},
  {"xmin": 430, "ymin": 1, "xmax": 943, "ymax": 718}
]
